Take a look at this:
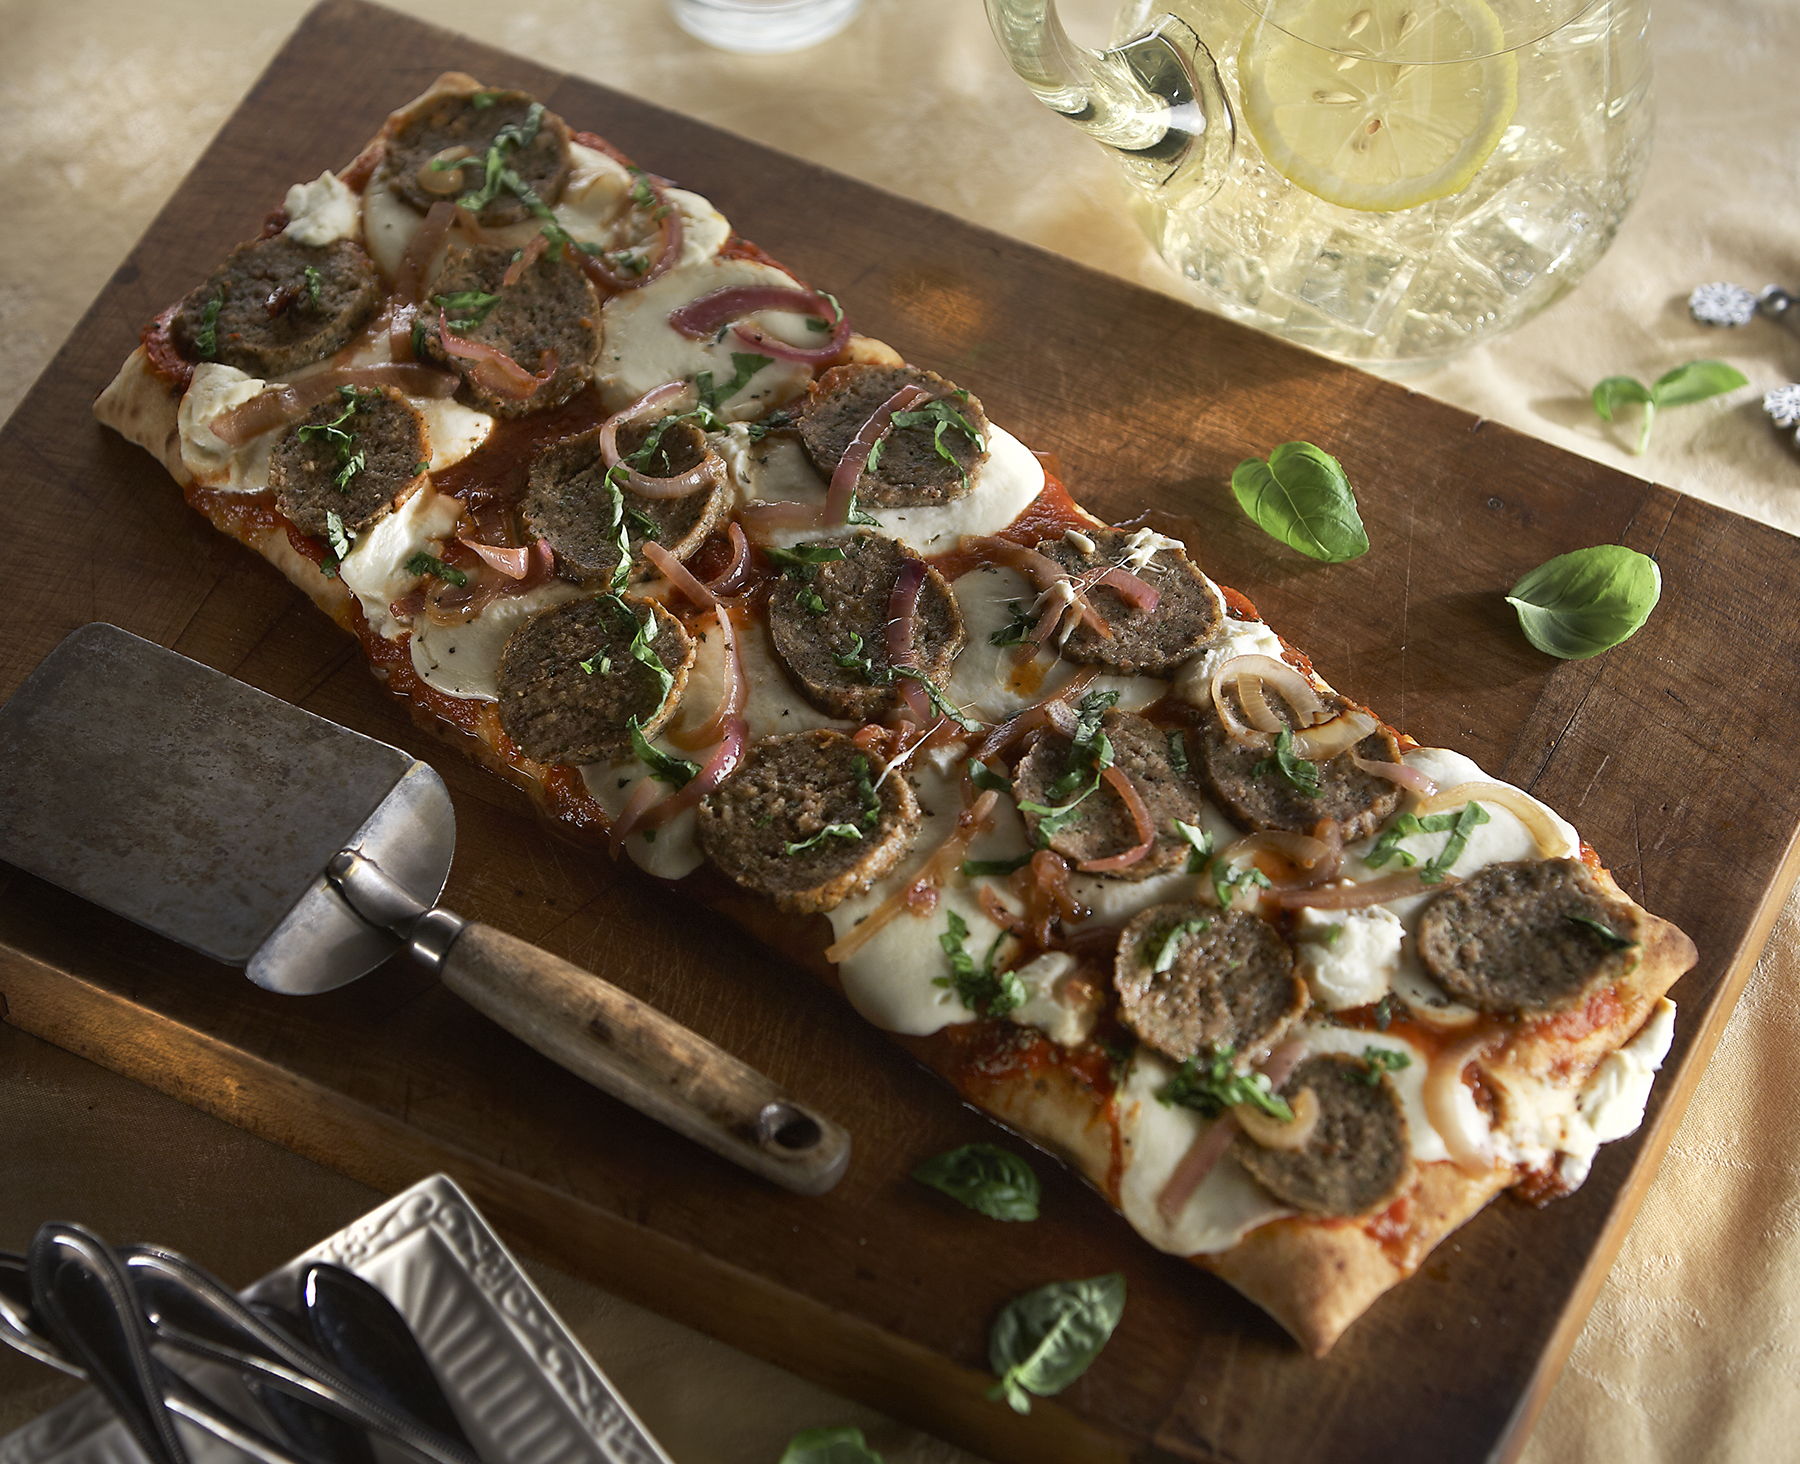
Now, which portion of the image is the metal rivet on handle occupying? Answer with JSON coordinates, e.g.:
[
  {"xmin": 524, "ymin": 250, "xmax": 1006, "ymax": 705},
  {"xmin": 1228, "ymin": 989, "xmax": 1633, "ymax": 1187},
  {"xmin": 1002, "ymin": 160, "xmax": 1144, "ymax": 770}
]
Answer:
[{"xmin": 755, "ymin": 1101, "xmax": 824, "ymax": 1152}]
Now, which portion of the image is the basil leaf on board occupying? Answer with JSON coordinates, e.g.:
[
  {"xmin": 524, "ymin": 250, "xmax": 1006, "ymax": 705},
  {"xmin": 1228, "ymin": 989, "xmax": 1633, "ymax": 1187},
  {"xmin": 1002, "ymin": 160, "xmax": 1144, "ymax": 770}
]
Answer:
[
  {"xmin": 912, "ymin": 1143, "xmax": 1042, "ymax": 1222},
  {"xmin": 778, "ymin": 1427, "xmax": 884, "ymax": 1464},
  {"xmin": 1505, "ymin": 545, "xmax": 1661, "ymax": 660},
  {"xmin": 1230, "ymin": 441, "xmax": 1369, "ymax": 563},
  {"xmin": 1593, "ymin": 361, "xmax": 1747, "ymax": 452},
  {"xmin": 987, "ymin": 1273, "xmax": 1126, "ymax": 1415}
]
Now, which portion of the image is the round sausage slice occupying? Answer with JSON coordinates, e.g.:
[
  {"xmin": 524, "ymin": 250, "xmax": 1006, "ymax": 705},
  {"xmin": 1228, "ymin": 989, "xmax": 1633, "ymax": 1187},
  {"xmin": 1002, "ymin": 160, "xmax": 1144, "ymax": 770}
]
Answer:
[
  {"xmin": 767, "ymin": 532, "xmax": 966, "ymax": 722},
  {"xmin": 696, "ymin": 729, "xmax": 922, "ymax": 914},
  {"xmin": 1198, "ymin": 688, "xmax": 1404, "ymax": 844},
  {"xmin": 1114, "ymin": 904, "xmax": 1306, "ymax": 1061},
  {"xmin": 1012, "ymin": 711, "xmax": 1208, "ymax": 880},
  {"xmin": 794, "ymin": 364, "xmax": 989, "ymax": 509},
  {"xmin": 524, "ymin": 421, "xmax": 729, "ymax": 586},
  {"xmin": 377, "ymin": 88, "xmax": 573, "ymax": 227},
  {"xmin": 418, "ymin": 242, "xmax": 599, "ymax": 416},
  {"xmin": 269, "ymin": 385, "xmax": 428, "ymax": 540},
  {"xmin": 172, "ymin": 234, "xmax": 382, "ymax": 376},
  {"xmin": 1234, "ymin": 1054, "xmax": 1412, "ymax": 1218},
  {"xmin": 1034, "ymin": 528, "xmax": 1223, "ymax": 676},
  {"xmin": 496, "ymin": 595, "xmax": 693, "ymax": 767},
  {"xmin": 1416, "ymin": 858, "xmax": 1644, "ymax": 1014}
]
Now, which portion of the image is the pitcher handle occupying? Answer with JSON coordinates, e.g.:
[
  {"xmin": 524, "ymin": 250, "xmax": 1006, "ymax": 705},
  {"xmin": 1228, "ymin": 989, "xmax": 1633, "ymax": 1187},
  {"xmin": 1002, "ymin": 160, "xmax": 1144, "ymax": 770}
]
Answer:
[{"xmin": 984, "ymin": 0, "xmax": 1233, "ymax": 200}]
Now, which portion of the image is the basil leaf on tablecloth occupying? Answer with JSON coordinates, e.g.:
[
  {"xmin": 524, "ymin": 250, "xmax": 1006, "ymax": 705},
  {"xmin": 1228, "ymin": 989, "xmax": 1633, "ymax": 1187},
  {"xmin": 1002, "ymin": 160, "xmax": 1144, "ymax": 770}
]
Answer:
[
  {"xmin": 913, "ymin": 1143, "xmax": 1042, "ymax": 1222},
  {"xmin": 1505, "ymin": 545, "xmax": 1661, "ymax": 659},
  {"xmin": 1230, "ymin": 441, "xmax": 1369, "ymax": 563},
  {"xmin": 1593, "ymin": 360, "xmax": 1747, "ymax": 452},
  {"xmin": 987, "ymin": 1273, "xmax": 1126, "ymax": 1414},
  {"xmin": 778, "ymin": 1426, "xmax": 885, "ymax": 1464}
]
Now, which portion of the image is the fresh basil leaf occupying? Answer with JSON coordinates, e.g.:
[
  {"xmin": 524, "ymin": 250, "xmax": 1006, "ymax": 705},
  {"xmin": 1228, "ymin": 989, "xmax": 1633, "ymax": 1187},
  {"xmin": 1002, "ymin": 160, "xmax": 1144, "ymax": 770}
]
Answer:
[
  {"xmin": 194, "ymin": 289, "xmax": 224, "ymax": 359},
  {"xmin": 913, "ymin": 1143, "xmax": 1041, "ymax": 1222},
  {"xmin": 1159, "ymin": 1044, "xmax": 1293, "ymax": 1122},
  {"xmin": 1230, "ymin": 441, "xmax": 1368, "ymax": 563},
  {"xmin": 1172, "ymin": 819, "xmax": 1212, "ymax": 874},
  {"xmin": 629, "ymin": 721, "xmax": 698, "ymax": 789},
  {"xmin": 1150, "ymin": 916, "xmax": 1210, "ymax": 974},
  {"xmin": 784, "ymin": 823, "xmax": 863, "ymax": 856},
  {"xmin": 990, "ymin": 599, "xmax": 1035, "ymax": 648},
  {"xmin": 853, "ymin": 755, "xmax": 880, "ymax": 826},
  {"xmin": 778, "ymin": 1428, "xmax": 884, "ymax": 1464},
  {"xmin": 1650, "ymin": 359, "xmax": 1748, "ymax": 409},
  {"xmin": 404, "ymin": 551, "xmax": 468, "ymax": 588},
  {"xmin": 1418, "ymin": 801, "xmax": 1489, "ymax": 883},
  {"xmin": 767, "ymin": 542, "xmax": 847, "ymax": 576},
  {"xmin": 1505, "ymin": 545, "xmax": 1661, "ymax": 659},
  {"xmin": 987, "ymin": 1274, "xmax": 1125, "ymax": 1415},
  {"xmin": 1212, "ymin": 860, "xmax": 1272, "ymax": 911},
  {"xmin": 1166, "ymin": 729, "xmax": 1190, "ymax": 774},
  {"xmin": 431, "ymin": 289, "xmax": 502, "ymax": 333},
  {"xmin": 1590, "ymin": 375, "xmax": 1653, "ymax": 422},
  {"xmin": 1252, "ymin": 727, "xmax": 1320, "ymax": 797},
  {"xmin": 1567, "ymin": 912, "xmax": 1636, "ymax": 950},
  {"xmin": 968, "ymin": 759, "xmax": 1011, "ymax": 794},
  {"xmin": 962, "ymin": 854, "xmax": 1034, "ymax": 878},
  {"xmin": 1358, "ymin": 1046, "xmax": 1411, "ymax": 1085},
  {"xmin": 933, "ymin": 910, "xmax": 1021, "ymax": 1017},
  {"xmin": 324, "ymin": 509, "xmax": 352, "ymax": 563}
]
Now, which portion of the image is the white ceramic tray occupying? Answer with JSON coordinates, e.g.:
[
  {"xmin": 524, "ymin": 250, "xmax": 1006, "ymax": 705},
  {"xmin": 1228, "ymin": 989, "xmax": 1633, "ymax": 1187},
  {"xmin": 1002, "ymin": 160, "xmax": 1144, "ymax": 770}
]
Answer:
[{"xmin": 0, "ymin": 1175, "xmax": 672, "ymax": 1464}]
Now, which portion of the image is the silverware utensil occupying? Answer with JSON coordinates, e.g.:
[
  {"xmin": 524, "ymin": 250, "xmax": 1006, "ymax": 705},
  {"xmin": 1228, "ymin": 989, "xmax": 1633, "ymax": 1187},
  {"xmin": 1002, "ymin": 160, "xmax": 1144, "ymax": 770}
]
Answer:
[{"xmin": 246, "ymin": 1296, "xmax": 381, "ymax": 1464}]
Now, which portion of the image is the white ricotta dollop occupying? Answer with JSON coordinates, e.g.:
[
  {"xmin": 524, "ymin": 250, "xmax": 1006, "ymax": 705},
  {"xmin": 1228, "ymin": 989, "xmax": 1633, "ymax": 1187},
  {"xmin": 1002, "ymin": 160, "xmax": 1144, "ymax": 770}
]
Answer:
[
  {"xmin": 177, "ymin": 363, "xmax": 272, "ymax": 489},
  {"xmin": 1114, "ymin": 1052, "xmax": 1293, "ymax": 1255},
  {"xmin": 408, "ymin": 581, "xmax": 584, "ymax": 700},
  {"xmin": 337, "ymin": 486, "xmax": 463, "ymax": 641},
  {"xmin": 1292, "ymin": 906, "xmax": 1404, "ymax": 1011},
  {"xmin": 1173, "ymin": 614, "xmax": 1290, "ymax": 706},
  {"xmin": 1007, "ymin": 952, "xmax": 1097, "ymax": 1048},
  {"xmin": 282, "ymin": 171, "xmax": 360, "ymax": 247}
]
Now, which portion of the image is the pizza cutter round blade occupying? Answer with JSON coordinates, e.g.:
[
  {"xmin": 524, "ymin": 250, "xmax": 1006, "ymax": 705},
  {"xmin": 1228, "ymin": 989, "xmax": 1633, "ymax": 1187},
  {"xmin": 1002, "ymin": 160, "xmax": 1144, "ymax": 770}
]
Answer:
[{"xmin": 0, "ymin": 624, "xmax": 850, "ymax": 1194}]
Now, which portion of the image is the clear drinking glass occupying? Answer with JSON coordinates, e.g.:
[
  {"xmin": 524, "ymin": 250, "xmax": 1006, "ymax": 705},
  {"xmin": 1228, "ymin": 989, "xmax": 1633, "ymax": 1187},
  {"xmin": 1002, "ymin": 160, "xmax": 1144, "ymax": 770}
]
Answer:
[
  {"xmin": 668, "ymin": 0, "xmax": 866, "ymax": 54},
  {"xmin": 985, "ymin": 0, "xmax": 1653, "ymax": 363}
]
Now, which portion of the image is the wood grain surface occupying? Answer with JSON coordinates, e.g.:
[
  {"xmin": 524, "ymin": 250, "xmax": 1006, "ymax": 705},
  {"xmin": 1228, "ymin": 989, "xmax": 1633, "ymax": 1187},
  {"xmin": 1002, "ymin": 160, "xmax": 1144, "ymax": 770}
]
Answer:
[{"xmin": 3, "ymin": 3, "xmax": 1798, "ymax": 1460}]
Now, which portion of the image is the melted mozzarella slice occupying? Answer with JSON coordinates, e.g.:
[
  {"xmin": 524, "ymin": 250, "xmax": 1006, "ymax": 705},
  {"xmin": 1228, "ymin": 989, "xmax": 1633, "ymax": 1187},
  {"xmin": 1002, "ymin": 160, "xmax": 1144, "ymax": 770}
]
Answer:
[
  {"xmin": 409, "ymin": 581, "xmax": 584, "ymax": 700},
  {"xmin": 338, "ymin": 487, "xmax": 464, "ymax": 641},
  {"xmin": 1114, "ymin": 1052, "xmax": 1294, "ymax": 1255},
  {"xmin": 599, "ymin": 256, "xmax": 816, "ymax": 418},
  {"xmin": 579, "ymin": 757, "xmax": 705, "ymax": 882},
  {"xmin": 178, "ymin": 364, "xmax": 275, "ymax": 490},
  {"xmin": 282, "ymin": 172, "xmax": 360, "ymax": 247}
]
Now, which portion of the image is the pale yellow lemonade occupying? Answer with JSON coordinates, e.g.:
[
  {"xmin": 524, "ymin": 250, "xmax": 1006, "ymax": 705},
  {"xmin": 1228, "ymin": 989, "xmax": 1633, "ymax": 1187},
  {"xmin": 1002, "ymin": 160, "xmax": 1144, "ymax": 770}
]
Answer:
[{"xmin": 1119, "ymin": 0, "xmax": 1651, "ymax": 362}]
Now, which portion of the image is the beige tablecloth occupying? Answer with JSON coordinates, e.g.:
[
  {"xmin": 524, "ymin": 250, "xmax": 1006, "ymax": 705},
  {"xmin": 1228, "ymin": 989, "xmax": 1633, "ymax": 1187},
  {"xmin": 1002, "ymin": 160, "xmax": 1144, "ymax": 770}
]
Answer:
[{"xmin": 3, "ymin": 1, "xmax": 1799, "ymax": 1459}]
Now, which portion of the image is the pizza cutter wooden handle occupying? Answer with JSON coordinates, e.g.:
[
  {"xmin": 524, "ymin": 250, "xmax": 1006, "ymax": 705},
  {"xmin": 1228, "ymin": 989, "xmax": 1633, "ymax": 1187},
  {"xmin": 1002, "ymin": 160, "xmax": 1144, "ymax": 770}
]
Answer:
[{"xmin": 326, "ymin": 852, "xmax": 850, "ymax": 1195}]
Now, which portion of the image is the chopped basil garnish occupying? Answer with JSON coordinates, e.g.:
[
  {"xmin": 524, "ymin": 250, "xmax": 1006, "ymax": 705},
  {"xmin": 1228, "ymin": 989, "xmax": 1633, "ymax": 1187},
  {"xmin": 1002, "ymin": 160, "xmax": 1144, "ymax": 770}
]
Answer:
[
  {"xmin": 296, "ymin": 385, "xmax": 375, "ymax": 492},
  {"xmin": 833, "ymin": 630, "xmax": 885, "ymax": 682},
  {"xmin": 1166, "ymin": 729, "xmax": 1190, "ymax": 774},
  {"xmin": 852, "ymin": 754, "xmax": 880, "ymax": 827},
  {"xmin": 1150, "ymin": 916, "xmax": 1211, "ymax": 974},
  {"xmin": 1213, "ymin": 859, "xmax": 1272, "ymax": 910},
  {"xmin": 783, "ymin": 822, "xmax": 863, "ymax": 856},
  {"xmin": 892, "ymin": 668, "xmax": 984, "ymax": 732},
  {"xmin": 431, "ymin": 289, "xmax": 502, "ymax": 334},
  {"xmin": 598, "ymin": 593, "xmax": 675, "ymax": 711},
  {"xmin": 1171, "ymin": 819, "xmax": 1212, "ymax": 874},
  {"xmin": 987, "ymin": 1273, "xmax": 1126, "ymax": 1415},
  {"xmin": 470, "ymin": 91, "xmax": 498, "ymax": 109},
  {"xmin": 1374, "ymin": 992, "xmax": 1394, "ymax": 1029},
  {"xmin": 695, "ymin": 352, "xmax": 770, "ymax": 413},
  {"xmin": 913, "ymin": 1143, "xmax": 1041, "ymax": 1222},
  {"xmin": 887, "ymin": 397, "xmax": 986, "ymax": 490},
  {"xmin": 1016, "ymin": 690, "xmax": 1118, "ymax": 843},
  {"xmin": 961, "ymin": 853, "xmax": 1034, "ymax": 878},
  {"xmin": 933, "ymin": 909, "xmax": 1021, "ymax": 1017},
  {"xmin": 629, "ymin": 721, "xmax": 698, "ymax": 789},
  {"xmin": 1159, "ymin": 1043, "xmax": 1293, "ymax": 1122},
  {"xmin": 577, "ymin": 655, "xmax": 609, "ymax": 676},
  {"xmin": 1358, "ymin": 1046, "xmax": 1412, "ymax": 1085},
  {"xmin": 323, "ymin": 509, "xmax": 352, "ymax": 565},
  {"xmin": 601, "ymin": 465, "xmax": 636, "ymax": 594},
  {"xmin": 796, "ymin": 587, "xmax": 828, "ymax": 616},
  {"xmin": 968, "ymin": 759, "xmax": 1011, "ymax": 794},
  {"xmin": 303, "ymin": 265, "xmax": 323, "ymax": 305},
  {"xmin": 767, "ymin": 542, "xmax": 847, "ymax": 578},
  {"xmin": 1567, "ymin": 912, "xmax": 1637, "ymax": 950},
  {"xmin": 1253, "ymin": 727, "xmax": 1320, "ymax": 797},
  {"xmin": 1367, "ymin": 802, "xmax": 1491, "ymax": 883},
  {"xmin": 194, "ymin": 289, "xmax": 224, "ymax": 359},
  {"xmin": 990, "ymin": 599, "xmax": 1035, "ymax": 648},
  {"xmin": 404, "ymin": 551, "xmax": 468, "ymax": 588}
]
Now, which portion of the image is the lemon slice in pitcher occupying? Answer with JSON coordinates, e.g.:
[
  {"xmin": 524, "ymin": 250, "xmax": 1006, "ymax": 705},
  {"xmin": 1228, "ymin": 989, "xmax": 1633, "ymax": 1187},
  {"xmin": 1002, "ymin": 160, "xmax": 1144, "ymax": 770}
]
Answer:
[{"xmin": 1238, "ymin": 0, "xmax": 1518, "ymax": 213}]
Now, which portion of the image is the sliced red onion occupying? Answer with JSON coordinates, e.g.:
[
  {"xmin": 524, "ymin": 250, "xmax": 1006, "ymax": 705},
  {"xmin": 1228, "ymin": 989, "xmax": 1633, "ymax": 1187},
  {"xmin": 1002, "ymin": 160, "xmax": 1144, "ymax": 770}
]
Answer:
[
  {"xmin": 737, "ymin": 499, "xmax": 825, "ymax": 538},
  {"xmin": 668, "ymin": 284, "xmax": 848, "ymax": 364},
  {"xmin": 826, "ymin": 384, "xmax": 931, "ymax": 524},
  {"xmin": 885, "ymin": 557, "xmax": 930, "ymax": 725},
  {"xmin": 1259, "ymin": 1038, "xmax": 1309, "ymax": 1089},
  {"xmin": 596, "ymin": 381, "xmax": 720, "ymax": 501},
  {"xmin": 501, "ymin": 232, "xmax": 550, "ymax": 288},
  {"xmin": 1086, "ymin": 564, "xmax": 1160, "ymax": 613},
  {"xmin": 435, "ymin": 314, "xmax": 556, "ymax": 401},
  {"xmin": 702, "ymin": 522, "xmax": 752, "ymax": 597},
  {"xmin": 1352, "ymin": 754, "xmax": 1438, "ymax": 798},
  {"xmin": 643, "ymin": 540, "xmax": 716, "ymax": 609},
  {"xmin": 970, "ymin": 537, "xmax": 1111, "ymax": 639},
  {"xmin": 611, "ymin": 713, "xmax": 749, "ymax": 849},
  {"xmin": 1077, "ymin": 766, "xmax": 1155, "ymax": 873},
  {"xmin": 210, "ymin": 363, "xmax": 458, "ymax": 445},
  {"xmin": 579, "ymin": 171, "xmax": 684, "ymax": 291},
  {"xmin": 607, "ymin": 777, "xmax": 666, "ymax": 856},
  {"xmin": 457, "ymin": 537, "xmax": 533, "ymax": 580},
  {"xmin": 1156, "ymin": 1115, "xmax": 1240, "ymax": 1224},
  {"xmin": 394, "ymin": 200, "xmax": 456, "ymax": 303}
]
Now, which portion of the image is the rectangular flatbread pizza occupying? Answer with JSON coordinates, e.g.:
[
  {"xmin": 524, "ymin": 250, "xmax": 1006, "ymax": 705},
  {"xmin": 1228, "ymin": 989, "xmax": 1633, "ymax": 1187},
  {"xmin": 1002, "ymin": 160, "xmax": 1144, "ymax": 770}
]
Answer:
[{"xmin": 94, "ymin": 73, "xmax": 1696, "ymax": 1356}]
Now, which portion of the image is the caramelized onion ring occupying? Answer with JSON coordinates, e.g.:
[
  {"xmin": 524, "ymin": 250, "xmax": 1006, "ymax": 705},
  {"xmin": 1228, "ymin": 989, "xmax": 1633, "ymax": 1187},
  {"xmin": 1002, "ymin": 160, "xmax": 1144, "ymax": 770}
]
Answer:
[
  {"xmin": 1272, "ymin": 870, "xmax": 1447, "ymax": 910},
  {"xmin": 1416, "ymin": 780, "xmax": 1570, "ymax": 858},
  {"xmin": 1076, "ymin": 766, "xmax": 1155, "ymax": 873},
  {"xmin": 210, "ymin": 363, "xmax": 457, "ymax": 446},
  {"xmin": 668, "ymin": 605, "xmax": 745, "ymax": 751},
  {"xmin": 1233, "ymin": 1085, "xmax": 1320, "ymax": 1150},
  {"xmin": 580, "ymin": 172, "xmax": 684, "ymax": 291},
  {"xmin": 1291, "ymin": 708, "xmax": 1379, "ymax": 761},
  {"xmin": 597, "ymin": 380, "xmax": 722, "ymax": 500},
  {"xmin": 1424, "ymin": 1033, "xmax": 1497, "ymax": 1176},
  {"xmin": 435, "ymin": 314, "xmax": 556, "ymax": 400},
  {"xmin": 886, "ymin": 557, "xmax": 930, "ymax": 725},
  {"xmin": 827, "ymin": 384, "xmax": 930, "ymax": 524},
  {"xmin": 1352, "ymin": 754, "xmax": 1438, "ymax": 797},
  {"xmin": 1209, "ymin": 655, "xmax": 1325, "ymax": 743},
  {"xmin": 703, "ymin": 521, "xmax": 752, "ymax": 597},
  {"xmin": 668, "ymin": 284, "xmax": 850, "ymax": 364}
]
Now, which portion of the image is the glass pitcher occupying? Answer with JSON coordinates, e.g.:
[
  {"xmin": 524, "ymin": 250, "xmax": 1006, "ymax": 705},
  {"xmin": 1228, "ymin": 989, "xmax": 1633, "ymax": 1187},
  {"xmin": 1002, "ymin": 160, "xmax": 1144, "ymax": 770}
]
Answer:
[{"xmin": 985, "ymin": 0, "xmax": 1652, "ymax": 363}]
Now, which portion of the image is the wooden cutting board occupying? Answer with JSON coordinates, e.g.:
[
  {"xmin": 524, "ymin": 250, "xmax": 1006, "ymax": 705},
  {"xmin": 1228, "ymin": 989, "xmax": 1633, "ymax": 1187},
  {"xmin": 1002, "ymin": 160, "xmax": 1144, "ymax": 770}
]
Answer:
[{"xmin": 3, "ymin": 2, "xmax": 1796, "ymax": 1459}]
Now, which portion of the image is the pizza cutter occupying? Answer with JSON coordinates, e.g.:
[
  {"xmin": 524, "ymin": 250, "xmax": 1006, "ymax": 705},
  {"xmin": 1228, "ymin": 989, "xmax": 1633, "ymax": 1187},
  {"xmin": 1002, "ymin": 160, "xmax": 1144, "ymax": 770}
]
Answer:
[{"xmin": 0, "ymin": 623, "xmax": 849, "ymax": 1195}]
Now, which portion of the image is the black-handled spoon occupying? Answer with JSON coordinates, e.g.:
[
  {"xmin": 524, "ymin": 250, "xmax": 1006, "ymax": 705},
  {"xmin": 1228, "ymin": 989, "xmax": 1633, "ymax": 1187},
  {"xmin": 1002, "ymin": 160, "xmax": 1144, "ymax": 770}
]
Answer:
[{"xmin": 246, "ymin": 1295, "xmax": 381, "ymax": 1464}]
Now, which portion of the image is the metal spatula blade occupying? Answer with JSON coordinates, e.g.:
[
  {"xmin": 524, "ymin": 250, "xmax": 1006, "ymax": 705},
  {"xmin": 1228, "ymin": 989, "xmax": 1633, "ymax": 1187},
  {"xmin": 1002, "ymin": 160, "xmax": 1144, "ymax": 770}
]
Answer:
[
  {"xmin": 0, "ymin": 622, "xmax": 452, "ymax": 995},
  {"xmin": 0, "ymin": 625, "xmax": 849, "ymax": 1194}
]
